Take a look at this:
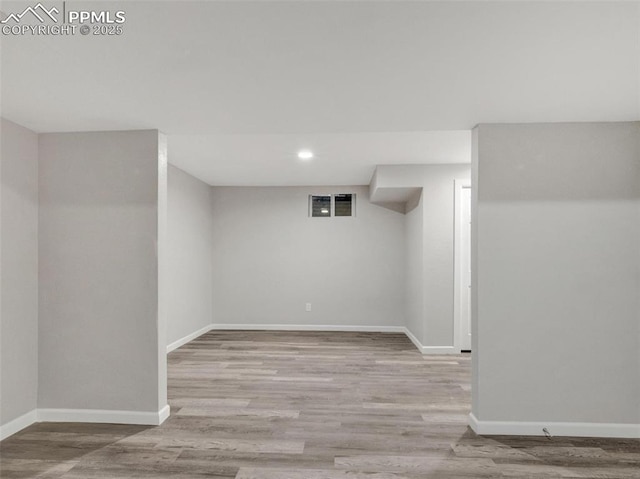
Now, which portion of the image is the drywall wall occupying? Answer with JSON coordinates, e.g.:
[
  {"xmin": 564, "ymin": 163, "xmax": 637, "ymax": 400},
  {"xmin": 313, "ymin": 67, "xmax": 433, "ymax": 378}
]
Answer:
[
  {"xmin": 38, "ymin": 130, "xmax": 168, "ymax": 422},
  {"xmin": 0, "ymin": 119, "xmax": 38, "ymax": 433},
  {"xmin": 371, "ymin": 164, "xmax": 471, "ymax": 350},
  {"xmin": 156, "ymin": 133, "xmax": 168, "ymax": 417},
  {"xmin": 210, "ymin": 186, "xmax": 405, "ymax": 328},
  {"xmin": 470, "ymin": 128, "xmax": 480, "ymax": 416},
  {"xmin": 472, "ymin": 122, "xmax": 640, "ymax": 436},
  {"xmin": 404, "ymin": 192, "xmax": 424, "ymax": 343},
  {"xmin": 167, "ymin": 165, "xmax": 213, "ymax": 349}
]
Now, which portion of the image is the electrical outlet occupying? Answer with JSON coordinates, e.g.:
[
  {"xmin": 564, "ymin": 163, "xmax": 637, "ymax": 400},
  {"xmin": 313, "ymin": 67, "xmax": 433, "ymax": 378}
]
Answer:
[{"xmin": 305, "ymin": 303, "xmax": 312, "ymax": 312}]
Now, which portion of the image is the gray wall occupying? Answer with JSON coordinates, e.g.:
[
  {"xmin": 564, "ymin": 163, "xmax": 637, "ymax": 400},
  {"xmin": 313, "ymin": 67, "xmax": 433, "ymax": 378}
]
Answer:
[
  {"xmin": 0, "ymin": 119, "xmax": 39, "ymax": 426},
  {"xmin": 167, "ymin": 165, "xmax": 213, "ymax": 345},
  {"xmin": 473, "ymin": 122, "xmax": 640, "ymax": 426},
  {"xmin": 404, "ymin": 192, "xmax": 424, "ymax": 342},
  {"xmin": 38, "ymin": 130, "xmax": 167, "ymax": 414},
  {"xmin": 210, "ymin": 186, "xmax": 405, "ymax": 328}
]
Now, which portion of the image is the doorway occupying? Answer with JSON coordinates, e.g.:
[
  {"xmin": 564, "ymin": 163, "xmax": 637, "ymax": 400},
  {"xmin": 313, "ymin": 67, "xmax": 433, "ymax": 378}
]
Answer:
[{"xmin": 454, "ymin": 180, "xmax": 472, "ymax": 352}]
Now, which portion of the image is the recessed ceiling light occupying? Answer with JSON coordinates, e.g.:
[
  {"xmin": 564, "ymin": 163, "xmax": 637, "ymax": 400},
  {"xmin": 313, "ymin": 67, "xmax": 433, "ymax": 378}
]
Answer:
[
  {"xmin": 297, "ymin": 149, "xmax": 314, "ymax": 160},
  {"xmin": 321, "ymin": 208, "xmax": 329, "ymax": 214}
]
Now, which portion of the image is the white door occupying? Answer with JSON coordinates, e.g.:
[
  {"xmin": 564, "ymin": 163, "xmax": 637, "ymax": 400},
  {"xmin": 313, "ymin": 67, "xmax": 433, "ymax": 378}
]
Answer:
[{"xmin": 459, "ymin": 186, "xmax": 472, "ymax": 351}]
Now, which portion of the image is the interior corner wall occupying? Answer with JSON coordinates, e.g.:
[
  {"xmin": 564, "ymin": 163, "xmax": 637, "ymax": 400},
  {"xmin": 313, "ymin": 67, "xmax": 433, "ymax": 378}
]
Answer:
[
  {"xmin": 167, "ymin": 165, "xmax": 213, "ymax": 348},
  {"xmin": 210, "ymin": 186, "xmax": 405, "ymax": 329},
  {"xmin": 38, "ymin": 130, "xmax": 167, "ymax": 420},
  {"xmin": 0, "ymin": 119, "xmax": 39, "ymax": 432},
  {"xmin": 404, "ymin": 191, "xmax": 424, "ymax": 343},
  {"xmin": 472, "ymin": 122, "xmax": 640, "ymax": 435}
]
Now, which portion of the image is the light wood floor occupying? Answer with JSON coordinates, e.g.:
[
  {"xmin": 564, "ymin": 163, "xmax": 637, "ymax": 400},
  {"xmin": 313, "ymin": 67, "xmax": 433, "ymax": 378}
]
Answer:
[{"xmin": 1, "ymin": 331, "xmax": 638, "ymax": 478}]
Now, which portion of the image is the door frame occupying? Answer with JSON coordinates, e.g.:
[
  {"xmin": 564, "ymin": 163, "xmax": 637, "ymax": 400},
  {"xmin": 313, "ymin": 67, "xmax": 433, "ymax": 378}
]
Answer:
[{"xmin": 453, "ymin": 179, "xmax": 471, "ymax": 353}]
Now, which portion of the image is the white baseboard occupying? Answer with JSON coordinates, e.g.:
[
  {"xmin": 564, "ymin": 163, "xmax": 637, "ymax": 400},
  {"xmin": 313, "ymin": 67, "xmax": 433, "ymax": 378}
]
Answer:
[
  {"xmin": 0, "ymin": 409, "xmax": 38, "ymax": 441},
  {"xmin": 422, "ymin": 345, "xmax": 458, "ymax": 354},
  {"xmin": 167, "ymin": 323, "xmax": 215, "ymax": 353},
  {"xmin": 157, "ymin": 404, "xmax": 171, "ymax": 424},
  {"xmin": 201, "ymin": 323, "xmax": 453, "ymax": 354},
  {"xmin": 469, "ymin": 412, "xmax": 640, "ymax": 439},
  {"xmin": 168, "ymin": 324, "xmax": 409, "ymax": 355},
  {"xmin": 403, "ymin": 327, "xmax": 423, "ymax": 352},
  {"xmin": 403, "ymin": 327, "xmax": 458, "ymax": 355},
  {"xmin": 210, "ymin": 324, "xmax": 406, "ymax": 333},
  {"xmin": 37, "ymin": 405, "xmax": 171, "ymax": 426},
  {"xmin": 38, "ymin": 405, "xmax": 171, "ymax": 426},
  {"xmin": 1, "ymin": 405, "xmax": 170, "ymax": 441},
  {"xmin": 171, "ymin": 323, "xmax": 434, "ymax": 354}
]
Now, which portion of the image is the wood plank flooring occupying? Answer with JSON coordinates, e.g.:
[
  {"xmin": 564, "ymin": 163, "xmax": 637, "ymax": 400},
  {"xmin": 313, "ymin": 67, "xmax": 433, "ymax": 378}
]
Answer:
[{"xmin": 1, "ymin": 331, "xmax": 638, "ymax": 478}]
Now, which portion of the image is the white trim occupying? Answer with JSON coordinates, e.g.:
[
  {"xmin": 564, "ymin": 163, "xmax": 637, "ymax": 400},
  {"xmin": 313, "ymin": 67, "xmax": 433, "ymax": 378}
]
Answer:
[
  {"xmin": 170, "ymin": 323, "xmax": 457, "ymax": 355},
  {"xmin": 453, "ymin": 179, "xmax": 472, "ymax": 354},
  {"xmin": 167, "ymin": 323, "xmax": 215, "ymax": 353},
  {"xmin": 157, "ymin": 404, "xmax": 171, "ymax": 424},
  {"xmin": 0, "ymin": 409, "xmax": 38, "ymax": 440},
  {"xmin": 403, "ymin": 327, "xmax": 457, "ymax": 355},
  {"xmin": 210, "ymin": 324, "xmax": 456, "ymax": 354},
  {"xmin": 468, "ymin": 411, "xmax": 480, "ymax": 432},
  {"xmin": 469, "ymin": 412, "xmax": 640, "ymax": 439},
  {"xmin": 0, "ymin": 406, "xmax": 170, "ymax": 440},
  {"xmin": 421, "ymin": 345, "xmax": 458, "ymax": 354},
  {"xmin": 38, "ymin": 406, "xmax": 170, "ymax": 426},
  {"xmin": 403, "ymin": 326, "xmax": 424, "ymax": 352},
  {"xmin": 210, "ymin": 324, "xmax": 406, "ymax": 333}
]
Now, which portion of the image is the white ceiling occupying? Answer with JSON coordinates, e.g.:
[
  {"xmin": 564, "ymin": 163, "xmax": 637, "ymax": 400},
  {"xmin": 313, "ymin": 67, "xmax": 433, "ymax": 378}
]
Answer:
[
  {"xmin": 170, "ymin": 131, "xmax": 471, "ymax": 186},
  {"xmin": 2, "ymin": 1, "xmax": 639, "ymax": 185}
]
